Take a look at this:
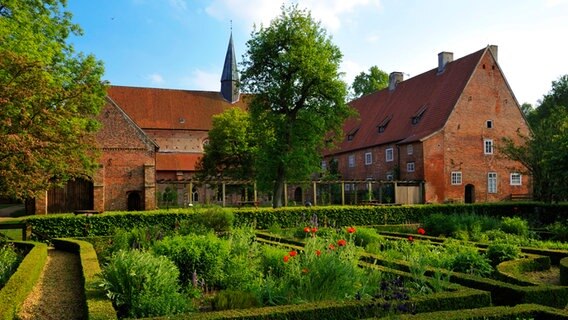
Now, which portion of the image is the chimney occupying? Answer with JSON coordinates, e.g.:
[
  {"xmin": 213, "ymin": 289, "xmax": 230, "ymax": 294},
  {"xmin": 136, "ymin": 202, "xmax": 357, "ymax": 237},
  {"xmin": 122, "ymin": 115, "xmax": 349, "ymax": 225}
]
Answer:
[
  {"xmin": 488, "ymin": 45, "xmax": 498, "ymax": 62},
  {"xmin": 388, "ymin": 72, "xmax": 404, "ymax": 91},
  {"xmin": 437, "ymin": 51, "xmax": 453, "ymax": 73}
]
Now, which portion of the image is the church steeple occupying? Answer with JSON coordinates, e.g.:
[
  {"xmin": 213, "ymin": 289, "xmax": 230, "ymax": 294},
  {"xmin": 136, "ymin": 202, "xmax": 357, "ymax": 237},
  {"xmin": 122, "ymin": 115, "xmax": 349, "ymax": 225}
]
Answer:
[{"xmin": 220, "ymin": 32, "xmax": 239, "ymax": 103}]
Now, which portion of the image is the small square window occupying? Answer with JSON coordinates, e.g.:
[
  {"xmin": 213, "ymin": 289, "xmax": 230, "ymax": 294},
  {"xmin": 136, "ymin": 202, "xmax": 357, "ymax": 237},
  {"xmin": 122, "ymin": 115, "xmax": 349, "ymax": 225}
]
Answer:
[
  {"xmin": 407, "ymin": 144, "xmax": 413, "ymax": 155},
  {"xmin": 407, "ymin": 162, "xmax": 415, "ymax": 172},
  {"xmin": 365, "ymin": 152, "xmax": 372, "ymax": 165},
  {"xmin": 348, "ymin": 155, "xmax": 355, "ymax": 168},
  {"xmin": 484, "ymin": 139, "xmax": 493, "ymax": 155},
  {"xmin": 386, "ymin": 147, "xmax": 394, "ymax": 162},
  {"xmin": 510, "ymin": 173, "xmax": 522, "ymax": 186},
  {"xmin": 486, "ymin": 120, "xmax": 493, "ymax": 129},
  {"xmin": 451, "ymin": 172, "xmax": 462, "ymax": 185}
]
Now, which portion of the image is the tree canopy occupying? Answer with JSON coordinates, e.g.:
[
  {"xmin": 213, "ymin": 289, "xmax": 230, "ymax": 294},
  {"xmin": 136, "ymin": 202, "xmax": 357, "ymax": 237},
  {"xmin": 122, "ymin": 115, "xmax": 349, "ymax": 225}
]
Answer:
[
  {"xmin": 241, "ymin": 5, "xmax": 352, "ymax": 207},
  {"xmin": 350, "ymin": 66, "xmax": 389, "ymax": 98},
  {"xmin": 196, "ymin": 107, "xmax": 256, "ymax": 182},
  {"xmin": 501, "ymin": 75, "xmax": 568, "ymax": 202},
  {"xmin": 0, "ymin": 0, "xmax": 106, "ymax": 200}
]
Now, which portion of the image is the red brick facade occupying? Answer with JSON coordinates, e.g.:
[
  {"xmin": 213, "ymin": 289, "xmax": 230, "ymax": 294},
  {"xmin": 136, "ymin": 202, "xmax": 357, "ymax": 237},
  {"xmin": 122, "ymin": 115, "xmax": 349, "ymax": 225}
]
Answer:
[{"xmin": 325, "ymin": 46, "xmax": 531, "ymax": 204}]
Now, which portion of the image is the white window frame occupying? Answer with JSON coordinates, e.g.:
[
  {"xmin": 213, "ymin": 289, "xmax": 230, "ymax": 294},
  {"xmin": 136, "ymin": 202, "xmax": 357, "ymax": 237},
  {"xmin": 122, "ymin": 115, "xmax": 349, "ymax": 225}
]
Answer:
[
  {"xmin": 407, "ymin": 144, "xmax": 413, "ymax": 155},
  {"xmin": 348, "ymin": 154, "xmax": 355, "ymax": 168},
  {"xmin": 365, "ymin": 152, "xmax": 372, "ymax": 165},
  {"xmin": 407, "ymin": 162, "xmax": 415, "ymax": 172},
  {"xmin": 484, "ymin": 139, "xmax": 494, "ymax": 155},
  {"xmin": 510, "ymin": 173, "xmax": 522, "ymax": 186},
  {"xmin": 451, "ymin": 171, "xmax": 462, "ymax": 185},
  {"xmin": 488, "ymin": 172, "xmax": 498, "ymax": 193},
  {"xmin": 321, "ymin": 160, "xmax": 327, "ymax": 171},
  {"xmin": 386, "ymin": 147, "xmax": 394, "ymax": 162}
]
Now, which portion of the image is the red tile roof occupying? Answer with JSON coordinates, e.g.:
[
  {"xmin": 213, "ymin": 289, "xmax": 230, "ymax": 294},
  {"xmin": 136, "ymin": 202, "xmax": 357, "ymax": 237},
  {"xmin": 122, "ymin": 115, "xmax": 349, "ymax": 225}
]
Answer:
[
  {"xmin": 156, "ymin": 153, "xmax": 202, "ymax": 171},
  {"xmin": 327, "ymin": 47, "xmax": 487, "ymax": 155},
  {"xmin": 107, "ymin": 86, "xmax": 249, "ymax": 130}
]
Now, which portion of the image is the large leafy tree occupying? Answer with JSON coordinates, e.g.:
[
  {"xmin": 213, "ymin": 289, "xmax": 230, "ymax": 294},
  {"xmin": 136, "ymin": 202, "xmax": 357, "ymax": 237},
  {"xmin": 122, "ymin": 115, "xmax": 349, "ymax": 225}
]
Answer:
[
  {"xmin": 196, "ymin": 108, "xmax": 256, "ymax": 181},
  {"xmin": 501, "ymin": 75, "xmax": 568, "ymax": 202},
  {"xmin": 241, "ymin": 5, "xmax": 352, "ymax": 208},
  {"xmin": 0, "ymin": 0, "xmax": 106, "ymax": 200},
  {"xmin": 351, "ymin": 66, "xmax": 389, "ymax": 98}
]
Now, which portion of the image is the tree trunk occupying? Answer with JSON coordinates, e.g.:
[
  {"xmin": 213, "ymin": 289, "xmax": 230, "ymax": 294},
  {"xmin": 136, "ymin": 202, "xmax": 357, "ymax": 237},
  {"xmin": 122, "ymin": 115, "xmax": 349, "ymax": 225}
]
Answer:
[{"xmin": 272, "ymin": 164, "xmax": 285, "ymax": 208}]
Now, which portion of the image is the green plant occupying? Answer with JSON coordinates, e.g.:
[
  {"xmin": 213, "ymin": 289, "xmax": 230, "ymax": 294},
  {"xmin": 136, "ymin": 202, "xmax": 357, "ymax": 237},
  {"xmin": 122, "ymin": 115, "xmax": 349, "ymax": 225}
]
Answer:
[
  {"xmin": 152, "ymin": 233, "xmax": 230, "ymax": 288},
  {"xmin": 98, "ymin": 250, "xmax": 191, "ymax": 318},
  {"xmin": 486, "ymin": 241, "xmax": 522, "ymax": 266},
  {"xmin": 547, "ymin": 221, "xmax": 568, "ymax": 242},
  {"xmin": 444, "ymin": 240, "xmax": 493, "ymax": 277},
  {"xmin": 180, "ymin": 207, "xmax": 234, "ymax": 234},
  {"xmin": 0, "ymin": 243, "xmax": 20, "ymax": 288},
  {"xmin": 501, "ymin": 216, "xmax": 530, "ymax": 237},
  {"xmin": 351, "ymin": 227, "xmax": 384, "ymax": 247}
]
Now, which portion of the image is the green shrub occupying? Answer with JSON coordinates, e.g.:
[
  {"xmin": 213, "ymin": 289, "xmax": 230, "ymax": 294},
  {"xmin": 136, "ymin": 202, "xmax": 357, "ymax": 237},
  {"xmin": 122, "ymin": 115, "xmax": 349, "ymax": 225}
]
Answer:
[
  {"xmin": 500, "ymin": 216, "xmax": 530, "ymax": 237},
  {"xmin": 444, "ymin": 240, "xmax": 493, "ymax": 277},
  {"xmin": 486, "ymin": 241, "xmax": 522, "ymax": 266},
  {"xmin": 211, "ymin": 289, "xmax": 260, "ymax": 311},
  {"xmin": 179, "ymin": 207, "xmax": 234, "ymax": 234},
  {"xmin": 351, "ymin": 227, "xmax": 384, "ymax": 247},
  {"xmin": 99, "ymin": 250, "xmax": 191, "ymax": 318},
  {"xmin": 547, "ymin": 221, "xmax": 568, "ymax": 242},
  {"xmin": 0, "ymin": 243, "xmax": 20, "ymax": 288},
  {"xmin": 152, "ymin": 233, "xmax": 230, "ymax": 288}
]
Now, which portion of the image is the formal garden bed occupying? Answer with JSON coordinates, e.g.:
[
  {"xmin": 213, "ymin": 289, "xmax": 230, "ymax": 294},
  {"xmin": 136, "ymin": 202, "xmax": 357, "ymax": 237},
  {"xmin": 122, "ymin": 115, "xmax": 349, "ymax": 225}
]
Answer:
[{"xmin": 1, "ymin": 204, "xmax": 568, "ymax": 319}]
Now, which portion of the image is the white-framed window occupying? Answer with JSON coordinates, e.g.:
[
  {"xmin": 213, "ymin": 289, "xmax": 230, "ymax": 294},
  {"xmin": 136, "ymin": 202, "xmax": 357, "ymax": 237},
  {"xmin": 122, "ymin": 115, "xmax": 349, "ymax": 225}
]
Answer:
[
  {"xmin": 321, "ymin": 160, "xmax": 327, "ymax": 171},
  {"xmin": 407, "ymin": 144, "xmax": 413, "ymax": 155},
  {"xmin": 348, "ymin": 154, "xmax": 355, "ymax": 168},
  {"xmin": 407, "ymin": 162, "xmax": 415, "ymax": 172},
  {"xmin": 484, "ymin": 139, "xmax": 494, "ymax": 155},
  {"xmin": 486, "ymin": 120, "xmax": 493, "ymax": 129},
  {"xmin": 345, "ymin": 183, "xmax": 351, "ymax": 191},
  {"xmin": 510, "ymin": 173, "xmax": 522, "ymax": 186},
  {"xmin": 488, "ymin": 172, "xmax": 497, "ymax": 193},
  {"xmin": 365, "ymin": 152, "xmax": 372, "ymax": 165},
  {"xmin": 451, "ymin": 171, "xmax": 462, "ymax": 185},
  {"xmin": 386, "ymin": 147, "xmax": 394, "ymax": 162}
]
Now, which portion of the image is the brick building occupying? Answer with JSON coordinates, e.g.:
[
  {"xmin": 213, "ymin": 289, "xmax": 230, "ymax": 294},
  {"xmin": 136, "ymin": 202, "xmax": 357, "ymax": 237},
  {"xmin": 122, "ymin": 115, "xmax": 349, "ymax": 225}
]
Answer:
[
  {"xmin": 324, "ymin": 45, "xmax": 531, "ymax": 204},
  {"xmin": 33, "ymin": 34, "xmax": 244, "ymax": 213}
]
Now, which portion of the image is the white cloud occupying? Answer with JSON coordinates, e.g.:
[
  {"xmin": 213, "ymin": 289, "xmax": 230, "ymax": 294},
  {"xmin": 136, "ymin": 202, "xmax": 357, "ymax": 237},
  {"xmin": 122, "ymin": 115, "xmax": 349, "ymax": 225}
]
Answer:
[
  {"xmin": 340, "ymin": 59, "xmax": 364, "ymax": 87},
  {"xmin": 146, "ymin": 73, "xmax": 165, "ymax": 85},
  {"xmin": 180, "ymin": 69, "xmax": 220, "ymax": 91},
  {"xmin": 546, "ymin": 0, "xmax": 568, "ymax": 7}
]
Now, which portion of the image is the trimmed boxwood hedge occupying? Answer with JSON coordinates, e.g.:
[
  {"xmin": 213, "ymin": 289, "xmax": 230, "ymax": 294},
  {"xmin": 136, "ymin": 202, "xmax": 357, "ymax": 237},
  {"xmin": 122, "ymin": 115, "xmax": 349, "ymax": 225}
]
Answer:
[
  {"xmin": 496, "ymin": 256, "xmax": 551, "ymax": 286},
  {"xmin": 561, "ymin": 257, "xmax": 568, "ymax": 286},
  {"xmin": 0, "ymin": 241, "xmax": 48, "ymax": 320},
  {"xmin": 387, "ymin": 303, "xmax": 568, "ymax": 320},
  {"xmin": 51, "ymin": 238, "xmax": 117, "ymax": 320}
]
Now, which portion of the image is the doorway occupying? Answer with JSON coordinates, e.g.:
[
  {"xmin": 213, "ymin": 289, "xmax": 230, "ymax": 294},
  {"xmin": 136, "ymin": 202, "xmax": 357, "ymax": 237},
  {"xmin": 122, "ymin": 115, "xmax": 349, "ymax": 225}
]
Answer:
[
  {"xmin": 465, "ymin": 184, "xmax": 475, "ymax": 203},
  {"xmin": 127, "ymin": 191, "xmax": 143, "ymax": 211}
]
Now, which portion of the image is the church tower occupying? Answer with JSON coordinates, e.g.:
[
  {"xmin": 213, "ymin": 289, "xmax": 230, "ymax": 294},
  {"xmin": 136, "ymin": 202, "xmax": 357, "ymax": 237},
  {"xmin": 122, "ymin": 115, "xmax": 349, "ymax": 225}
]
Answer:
[{"xmin": 220, "ymin": 33, "xmax": 240, "ymax": 103}]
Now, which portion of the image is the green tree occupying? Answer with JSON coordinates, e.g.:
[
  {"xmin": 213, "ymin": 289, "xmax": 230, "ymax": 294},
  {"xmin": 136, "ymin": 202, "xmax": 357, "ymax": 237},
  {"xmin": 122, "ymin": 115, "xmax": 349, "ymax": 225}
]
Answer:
[
  {"xmin": 351, "ymin": 66, "xmax": 389, "ymax": 98},
  {"xmin": 196, "ymin": 108, "xmax": 256, "ymax": 181},
  {"xmin": 241, "ymin": 5, "xmax": 352, "ymax": 208},
  {"xmin": 501, "ymin": 75, "xmax": 568, "ymax": 202},
  {"xmin": 0, "ymin": 0, "xmax": 106, "ymax": 200}
]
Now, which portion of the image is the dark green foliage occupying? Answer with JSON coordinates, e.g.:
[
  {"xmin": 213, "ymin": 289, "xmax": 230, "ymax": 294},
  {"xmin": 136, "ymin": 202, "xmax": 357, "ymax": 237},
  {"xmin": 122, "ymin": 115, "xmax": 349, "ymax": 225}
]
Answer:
[
  {"xmin": 0, "ymin": 243, "xmax": 20, "ymax": 288},
  {"xmin": 547, "ymin": 221, "xmax": 568, "ymax": 242},
  {"xmin": 179, "ymin": 207, "xmax": 234, "ymax": 233},
  {"xmin": 211, "ymin": 290, "xmax": 260, "ymax": 311},
  {"xmin": 500, "ymin": 216, "xmax": 530, "ymax": 237},
  {"xmin": 486, "ymin": 242, "xmax": 522, "ymax": 266},
  {"xmin": 98, "ymin": 250, "xmax": 191, "ymax": 318},
  {"xmin": 560, "ymin": 257, "xmax": 568, "ymax": 286}
]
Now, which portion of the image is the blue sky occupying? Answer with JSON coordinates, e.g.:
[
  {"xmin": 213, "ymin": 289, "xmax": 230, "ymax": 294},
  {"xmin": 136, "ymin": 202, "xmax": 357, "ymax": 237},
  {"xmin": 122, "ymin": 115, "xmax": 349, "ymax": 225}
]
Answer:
[{"xmin": 67, "ymin": 0, "xmax": 568, "ymax": 106}]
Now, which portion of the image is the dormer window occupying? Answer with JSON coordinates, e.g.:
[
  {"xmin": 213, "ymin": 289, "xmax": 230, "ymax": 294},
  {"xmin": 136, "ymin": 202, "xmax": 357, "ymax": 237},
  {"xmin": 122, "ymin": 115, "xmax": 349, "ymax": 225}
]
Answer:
[
  {"xmin": 412, "ymin": 105, "xmax": 427, "ymax": 125},
  {"xmin": 377, "ymin": 115, "xmax": 392, "ymax": 133},
  {"xmin": 347, "ymin": 128, "xmax": 359, "ymax": 141}
]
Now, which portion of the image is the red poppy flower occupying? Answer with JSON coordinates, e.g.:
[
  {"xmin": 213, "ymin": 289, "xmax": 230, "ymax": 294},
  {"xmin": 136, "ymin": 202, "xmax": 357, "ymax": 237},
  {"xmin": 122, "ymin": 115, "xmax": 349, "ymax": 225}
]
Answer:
[
  {"xmin": 289, "ymin": 250, "xmax": 297, "ymax": 257},
  {"xmin": 347, "ymin": 226, "xmax": 356, "ymax": 234},
  {"xmin": 315, "ymin": 250, "xmax": 321, "ymax": 256},
  {"xmin": 311, "ymin": 227, "xmax": 318, "ymax": 233},
  {"xmin": 337, "ymin": 239, "xmax": 347, "ymax": 247},
  {"xmin": 329, "ymin": 243, "xmax": 336, "ymax": 250},
  {"xmin": 283, "ymin": 255, "xmax": 290, "ymax": 262},
  {"xmin": 417, "ymin": 228, "xmax": 426, "ymax": 235},
  {"xmin": 304, "ymin": 226, "xmax": 311, "ymax": 233},
  {"xmin": 408, "ymin": 236, "xmax": 414, "ymax": 242}
]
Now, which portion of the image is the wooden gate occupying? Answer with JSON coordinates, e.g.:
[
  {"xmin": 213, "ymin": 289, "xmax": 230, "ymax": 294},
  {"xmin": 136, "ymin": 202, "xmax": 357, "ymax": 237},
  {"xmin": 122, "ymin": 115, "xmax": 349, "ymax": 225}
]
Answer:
[
  {"xmin": 47, "ymin": 179, "xmax": 94, "ymax": 213},
  {"xmin": 395, "ymin": 183, "xmax": 423, "ymax": 204}
]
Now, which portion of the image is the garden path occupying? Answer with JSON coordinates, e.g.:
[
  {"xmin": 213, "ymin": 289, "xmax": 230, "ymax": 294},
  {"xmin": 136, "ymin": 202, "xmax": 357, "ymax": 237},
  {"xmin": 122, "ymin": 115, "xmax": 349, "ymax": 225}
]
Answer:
[{"xmin": 18, "ymin": 248, "xmax": 86, "ymax": 320}]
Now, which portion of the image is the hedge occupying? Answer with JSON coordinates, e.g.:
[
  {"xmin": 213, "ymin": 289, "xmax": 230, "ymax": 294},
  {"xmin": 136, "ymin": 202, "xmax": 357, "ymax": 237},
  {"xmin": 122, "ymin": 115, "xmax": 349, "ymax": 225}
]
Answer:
[
  {"xmin": 387, "ymin": 303, "xmax": 568, "ymax": 320},
  {"xmin": 561, "ymin": 257, "xmax": 568, "ymax": 286},
  {"xmin": 21, "ymin": 203, "xmax": 568, "ymax": 240},
  {"xmin": 496, "ymin": 256, "xmax": 551, "ymax": 286},
  {"xmin": 52, "ymin": 238, "xmax": 117, "ymax": 320},
  {"xmin": 0, "ymin": 241, "xmax": 48, "ymax": 320}
]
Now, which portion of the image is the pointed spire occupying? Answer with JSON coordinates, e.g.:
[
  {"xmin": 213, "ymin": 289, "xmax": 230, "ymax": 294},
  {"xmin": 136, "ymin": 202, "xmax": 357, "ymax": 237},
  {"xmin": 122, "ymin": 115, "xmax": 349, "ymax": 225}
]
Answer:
[{"xmin": 220, "ymin": 31, "xmax": 240, "ymax": 103}]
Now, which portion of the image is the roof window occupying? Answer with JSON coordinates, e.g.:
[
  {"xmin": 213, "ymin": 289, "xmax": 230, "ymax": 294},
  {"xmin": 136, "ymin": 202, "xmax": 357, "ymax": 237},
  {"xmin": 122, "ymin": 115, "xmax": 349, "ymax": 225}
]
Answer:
[
  {"xmin": 377, "ymin": 115, "xmax": 393, "ymax": 133},
  {"xmin": 412, "ymin": 105, "xmax": 427, "ymax": 125}
]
